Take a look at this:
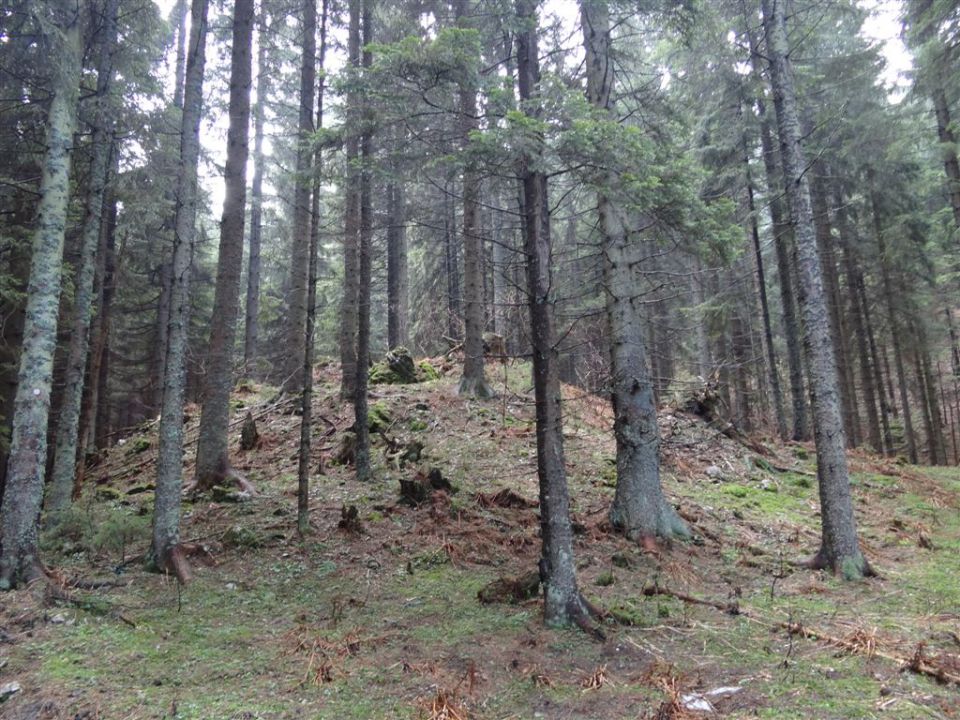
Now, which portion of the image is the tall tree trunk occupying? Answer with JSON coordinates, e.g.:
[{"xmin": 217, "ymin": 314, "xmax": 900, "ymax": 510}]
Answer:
[
  {"xmin": 743, "ymin": 116, "xmax": 787, "ymax": 440},
  {"xmin": 580, "ymin": 0, "xmax": 687, "ymax": 543},
  {"xmin": 761, "ymin": 0, "xmax": 868, "ymax": 578},
  {"xmin": 299, "ymin": 0, "xmax": 328, "ymax": 534},
  {"xmin": 759, "ymin": 113, "xmax": 807, "ymax": 439},
  {"xmin": 76, "ymin": 186, "xmax": 118, "ymax": 497},
  {"xmin": 916, "ymin": 323, "xmax": 946, "ymax": 464},
  {"xmin": 444, "ymin": 183, "xmax": 462, "ymax": 341},
  {"xmin": 455, "ymin": 0, "xmax": 492, "ymax": 398},
  {"xmin": 931, "ymin": 85, "xmax": 960, "ymax": 230},
  {"xmin": 46, "ymin": 0, "xmax": 119, "ymax": 517},
  {"xmin": 745, "ymin": 15, "xmax": 808, "ymax": 441},
  {"xmin": 731, "ymin": 309, "xmax": 752, "ymax": 432},
  {"xmin": 244, "ymin": 9, "xmax": 269, "ymax": 371},
  {"xmin": 0, "ymin": 2, "xmax": 82, "ymax": 588},
  {"xmin": 386, "ymin": 178, "xmax": 408, "ymax": 349},
  {"xmin": 339, "ymin": 0, "xmax": 360, "ymax": 401},
  {"xmin": 855, "ymin": 262, "xmax": 894, "ymax": 452},
  {"xmin": 172, "ymin": 0, "xmax": 188, "ymax": 109},
  {"xmin": 150, "ymin": 0, "xmax": 209, "ymax": 584},
  {"xmin": 516, "ymin": 0, "xmax": 597, "ymax": 631},
  {"xmin": 690, "ymin": 256, "xmax": 711, "ymax": 379},
  {"xmin": 868, "ymin": 175, "xmax": 917, "ymax": 463},
  {"xmin": 153, "ymin": 260, "xmax": 172, "ymax": 413},
  {"xmin": 835, "ymin": 192, "xmax": 883, "ymax": 453},
  {"xmin": 284, "ymin": 0, "xmax": 317, "ymax": 392},
  {"xmin": 193, "ymin": 0, "xmax": 254, "ymax": 491},
  {"xmin": 809, "ymin": 165, "xmax": 858, "ymax": 447},
  {"xmin": 353, "ymin": 0, "xmax": 373, "ymax": 483}
]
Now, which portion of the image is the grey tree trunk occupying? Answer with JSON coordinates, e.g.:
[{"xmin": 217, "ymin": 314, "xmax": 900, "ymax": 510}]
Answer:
[
  {"xmin": 835, "ymin": 193, "xmax": 883, "ymax": 453},
  {"xmin": 757, "ymin": 111, "xmax": 808, "ymax": 441},
  {"xmin": 244, "ymin": 9, "xmax": 269, "ymax": 370},
  {"xmin": 745, "ymin": 15, "xmax": 809, "ymax": 440},
  {"xmin": 932, "ymin": 86, "xmax": 960, "ymax": 231},
  {"xmin": 353, "ymin": 0, "xmax": 373, "ymax": 483},
  {"xmin": 386, "ymin": 179, "xmax": 408, "ymax": 349},
  {"xmin": 172, "ymin": 0, "xmax": 188, "ymax": 109},
  {"xmin": 690, "ymin": 256, "xmax": 711, "ymax": 379},
  {"xmin": 153, "ymin": 260, "xmax": 172, "ymax": 413},
  {"xmin": 284, "ymin": 0, "xmax": 317, "ymax": 392},
  {"xmin": 46, "ymin": 0, "xmax": 119, "ymax": 518},
  {"xmin": 809, "ymin": 164, "xmax": 859, "ymax": 447},
  {"xmin": 299, "ymin": 0, "xmax": 328, "ymax": 534},
  {"xmin": 517, "ymin": 0, "xmax": 598, "ymax": 632},
  {"xmin": 194, "ymin": 0, "xmax": 254, "ymax": 490},
  {"xmin": 0, "ymin": 1, "xmax": 82, "ymax": 589},
  {"xmin": 80, "ymin": 185, "xmax": 117, "ymax": 465},
  {"xmin": 580, "ymin": 0, "xmax": 687, "ymax": 543},
  {"xmin": 761, "ymin": 0, "xmax": 868, "ymax": 578},
  {"xmin": 854, "ymin": 256, "xmax": 895, "ymax": 452},
  {"xmin": 150, "ymin": 0, "xmax": 209, "ymax": 584},
  {"xmin": 444, "ymin": 184, "xmax": 462, "ymax": 341},
  {"xmin": 868, "ymin": 176, "xmax": 917, "ymax": 463},
  {"xmin": 743, "ymin": 114, "xmax": 787, "ymax": 440},
  {"xmin": 455, "ymin": 0, "xmax": 492, "ymax": 398},
  {"xmin": 339, "ymin": 0, "xmax": 360, "ymax": 401}
]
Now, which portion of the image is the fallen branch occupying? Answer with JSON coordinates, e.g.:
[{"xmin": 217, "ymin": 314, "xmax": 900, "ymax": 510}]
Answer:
[{"xmin": 645, "ymin": 584, "xmax": 960, "ymax": 686}]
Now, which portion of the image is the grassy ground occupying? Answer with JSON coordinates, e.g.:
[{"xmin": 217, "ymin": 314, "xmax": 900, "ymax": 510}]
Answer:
[{"xmin": 1, "ymin": 360, "xmax": 959, "ymax": 719}]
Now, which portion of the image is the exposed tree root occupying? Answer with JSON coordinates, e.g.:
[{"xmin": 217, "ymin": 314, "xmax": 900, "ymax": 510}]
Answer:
[
  {"xmin": 806, "ymin": 547, "xmax": 878, "ymax": 579},
  {"xmin": 185, "ymin": 456, "xmax": 258, "ymax": 497},
  {"xmin": 642, "ymin": 583, "xmax": 741, "ymax": 615},
  {"xmin": 569, "ymin": 593, "xmax": 606, "ymax": 641},
  {"xmin": 151, "ymin": 544, "xmax": 193, "ymax": 585}
]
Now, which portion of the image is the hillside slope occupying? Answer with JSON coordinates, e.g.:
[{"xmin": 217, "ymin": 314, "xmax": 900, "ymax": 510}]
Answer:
[{"xmin": 2, "ymin": 360, "xmax": 959, "ymax": 719}]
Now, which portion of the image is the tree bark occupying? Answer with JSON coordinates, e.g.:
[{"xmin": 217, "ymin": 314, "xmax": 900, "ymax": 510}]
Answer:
[
  {"xmin": 193, "ymin": 0, "xmax": 254, "ymax": 491},
  {"xmin": 75, "ymin": 185, "xmax": 117, "ymax": 498},
  {"xmin": 455, "ymin": 0, "xmax": 492, "ymax": 398},
  {"xmin": 580, "ymin": 0, "xmax": 687, "ymax": 543},
  {"xmin": 761, "ymin": 0, "xmax": 868, "ymax": 578},
  {"xmin": 743, "ymin": 113, "xmax": 787, "ymax": 440},
  {"xmin": 284, "ymin": 0, "xmax": 317, "ymax": 392},
  {"xmin": 46, "ymin": 0, "xmax": 119, "ymax": 518},
  {"xmin": 299, "ymin": 0, "xmax": 328, "ymax": 534},
  {"xmin": 172, "ymin": 0, "xmax": 188, "ymax": 109},
  {"xmin": 0, "ymin": 1, "xmax": 82, "ymax": 588},
  {"xmin": 386, "ymin": 179, "xmax": 408, "ymax": 349},
  {"xmin": 339, "ymin": 0, "xmax": 360, "ymax": 401},
  {"xmin": 809, "ymin": 164, "xmax": 858, "ymax": 447},
  {"xmin": 444, "ymin": 182, "xmax": 462, "ymax": 341},
  {"xmin": 868, "ymin": 174, "xmax": 917, "ymax": 463},
  {"xmin": 353, "ymin": 0, "xmax": 373, "ymax": 483},
  {"xmin": 244, "ymin": 9, "xmax": 269, "ymax": 371},
  {"xmin": 758, "ymin": 110, "xmax": 807, "ymax": 440},
  {"xmin": 150, "ymin": 0, "xmax": 208, "ymax": 583},
  {"xmin": 517, "ymin": 0, "xmax": 596, "ymax": 631},
  {"xmin": 744, "ymin": 13, "xmax": 809, "ymax": 441},
  {"xmin": 835, "ymin": 191, "xmax": 883, "ymax": 453}
]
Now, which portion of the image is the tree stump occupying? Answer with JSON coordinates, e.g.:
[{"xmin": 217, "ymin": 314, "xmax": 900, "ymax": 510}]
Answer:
[{"xmin": 240, "ymin": 411, "xmax": 259, "ymax": 450}]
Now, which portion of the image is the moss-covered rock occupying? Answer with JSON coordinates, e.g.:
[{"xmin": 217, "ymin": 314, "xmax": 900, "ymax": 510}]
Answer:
[
  {"xmin": 370, "ymin": 347, "xmax": 418, "ymax": 384},
  {"xmin": 127, "ymin": 437, "xmax": 150, "ymax": 455},
  {"xmin": 369, "ymin": 402, "xmax": 392, "ymax": 433},
  {"xmin": 417, "ymin": 360, "xmax": 440, "ymax": 381}
]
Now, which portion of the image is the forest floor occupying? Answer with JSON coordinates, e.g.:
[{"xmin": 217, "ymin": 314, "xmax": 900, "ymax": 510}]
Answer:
[{"xmin": 2, "ymin": 359, "xmax": 960, "ymax": 719}]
